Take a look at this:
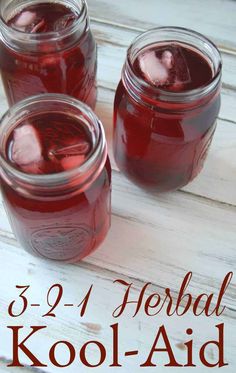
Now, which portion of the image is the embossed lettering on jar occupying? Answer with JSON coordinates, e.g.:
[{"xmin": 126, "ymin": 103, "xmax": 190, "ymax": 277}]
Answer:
[
  {"xmin": 0, "ymin": 0, "xmax": 97, "ymax": 108},
  {"xmin": 114, "ymin": 28, "xmax": 222, "ymax": 192},
  {"xmin": 0, "ymin": 95, "xmax": 111, "ymax": 262}
]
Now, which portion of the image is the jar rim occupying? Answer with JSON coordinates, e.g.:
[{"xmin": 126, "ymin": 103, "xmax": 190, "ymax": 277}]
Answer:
[
  {"xmin": 124, "ymin": 26, "xmax": 222, "ymax": 104},
  {"xmin": 0, "ymin": 94, "xmax": 107, "ymax": 191},
  {"xmin": 0, "ymin": 0, "xmax": 87, "ymax": 44}
]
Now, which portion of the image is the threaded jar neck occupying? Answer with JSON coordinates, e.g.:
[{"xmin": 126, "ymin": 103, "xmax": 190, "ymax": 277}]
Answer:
[
  {"xmin": 0, "ymin": 94, "xmax": 107, "ymax": 199},
  {"xmin": 0, "ymin": 0, "xmax": 89, "ymax": 52},
  {"xmin": 122, "ymin": 27, "xmax": 222, "ymax": 111}
]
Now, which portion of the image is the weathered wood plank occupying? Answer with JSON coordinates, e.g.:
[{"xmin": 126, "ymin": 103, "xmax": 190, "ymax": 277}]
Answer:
[
  {"xmin": 88, "ymin": 0, "xmax": 236, "ymax": 52},
  {"xmin": 0, "ymin": 361, "xmax": 46, "ymax": 373}
]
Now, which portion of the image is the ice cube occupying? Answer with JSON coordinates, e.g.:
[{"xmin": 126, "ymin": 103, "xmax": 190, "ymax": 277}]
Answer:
[
  {"xmin": 50, "ymin": 141, "xmax": 90, "ymax": 158},
  {"xmin": 12, "ymin": 124, "xmax": 42, "ymax": 167},
  {"xmin": 14, "ymin": 11, "xmax": 37, "ymax": 29},
  {"xmin": 61, "ymin": 155, "xmax": 86, "ymax": 171},
  {"xmin": 161, "ymin": 50, "xmax": 174, "ymax": 70},
  {"xmin": 48, "ymin": 140, "xmax": 90, "ymax": 160},
  {"xmin": 54, "ymin": 14, "xmax": 77, "ymax": 31},
  {"xmin": 139, "ymin": 51, "xmax": 169, "ymax": 86},
  {"xmin": 48, "ymin": 140, "xmax": 90, "ymax": 171},
  {"xmin": 167, "ymin": 47, "xmax": 191, "ymax": 87},
  {"xmin": 138, "ymin": 46, "xmax": 191, "ymax": 89},
  {"xmin": 11, "ymin": 10, "xmax": 46, "ymax": 33},
  {"xmin": 20, "ymin": 161, "xmax": 44, "ymax": 175}
]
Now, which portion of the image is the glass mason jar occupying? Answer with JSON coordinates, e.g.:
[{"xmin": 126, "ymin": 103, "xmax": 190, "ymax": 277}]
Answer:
[
  {"xmin": 0, "ymin": 0, "xmax": 97, "ymax": 108},
  {"xmin": 114, "ymin": 27, "xmax": 222, "ymax": 192},
  {"xmin": 0, "ymin": 94, "xmax": 111, "ymax": 262}
]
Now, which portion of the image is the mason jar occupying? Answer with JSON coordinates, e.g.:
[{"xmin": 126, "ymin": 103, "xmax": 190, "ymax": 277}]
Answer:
[
  {"xmin": 0, "ymin": 0, "xmax": 97, "ymax": 108},
  {"xmin": 0, "ymin": 94, "xmax": 111, "ymax": 262},
  {"xmin": 114, "ymin": 27, "xmax": 222, "ymax": 192}
]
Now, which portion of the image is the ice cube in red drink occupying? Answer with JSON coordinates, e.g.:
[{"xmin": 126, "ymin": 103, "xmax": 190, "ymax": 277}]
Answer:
[
  {"xmin": 7, "ymin": 113, "xmax": 92, "ymax": 175},
  {"xmin": 7, "ymin": 3, "xmax": 78, "ymax": 33},
  {"xmin": 136, "ymin": 44, "xmax": 212, "ymax": 92}
]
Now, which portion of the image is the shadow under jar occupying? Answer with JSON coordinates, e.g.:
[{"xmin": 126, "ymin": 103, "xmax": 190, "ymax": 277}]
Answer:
[
  {"xmin": 0, "ymin": 94, "xmax": 111, "ymax": 262},
  {"xmin": 0, "ymin": 0, "xmax": 97, "ymax": 109},
  {"xmin": 114, "ymin": 27, "xmax": 222, "ymax": 192}
]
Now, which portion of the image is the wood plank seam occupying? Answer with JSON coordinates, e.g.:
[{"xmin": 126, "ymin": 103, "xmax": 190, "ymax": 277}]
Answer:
[
  {"xmin": 90, "ymin": 17, "xmax": 236, "ymax": 57},
  {"xmin": 0, "ymin": 356, "xmax": 47, "ymax": 372},
  {"xmin": 222, "ymin": 82, "xmax": 236, "ymax": 92},
  {"xmin": 176, "ymin": 189, "xmax": 236, "ymax": 209}
]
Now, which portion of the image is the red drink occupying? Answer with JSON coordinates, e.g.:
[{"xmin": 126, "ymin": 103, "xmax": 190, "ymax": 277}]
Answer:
[
  {"xmin": 114, "ymin": 28, "xmax": 222, "ymax": 192},
  {"xmin": 6, "ymin": 113, "xmax": 93, "ymax": 175},
  {"xmin": 0, "ymin": 0, "xmax": 97, "ymax": 108},
  {"xmin": 134, "ymin": 46, "xmax": 213, "ymax": 92},
  {"xmin": 0, "ymin": 95, "xmax": 111, "ymax": 262}
]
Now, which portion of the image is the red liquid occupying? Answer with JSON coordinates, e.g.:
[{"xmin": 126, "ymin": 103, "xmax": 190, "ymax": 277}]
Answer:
[
  {"xmin": 134, "ymin": 44, "xmax": 213, "ymax": 91},
  {"xmin": 1, "ymin": 113, "xmax": 111, "ymax": 262},
  {"xmin": 114, "ymin": 43, "xmax": 220, "ymax": 192},
  {"xmin": 0, "ymin": 2, "xmax": 97, "ymax": 108},
  {"xmin": 6, "ymin": 113, "xmax": 93, "ymax": 175}
]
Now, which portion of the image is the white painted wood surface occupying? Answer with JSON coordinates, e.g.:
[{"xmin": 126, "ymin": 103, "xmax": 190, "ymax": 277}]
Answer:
[
  {"xmin": 88, "ymin": 0, "xmax": 236, "ymax": 51},
  {"xmin": 0, "ymin": 0, "xmax": 236, "ymax": 372}
]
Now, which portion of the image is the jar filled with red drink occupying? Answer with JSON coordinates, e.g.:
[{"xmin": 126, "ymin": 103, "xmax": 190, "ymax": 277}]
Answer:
[
  {"xmin": 0, "ymin": 94, "xmax": 111, "ymax": 262},
  {"xmin": 0, "ymin": 0, "xmax": 97, "ymax": 108},
  {"xmin": 114, "ymin": 27, "xmax": 222, "ymax": 192}
]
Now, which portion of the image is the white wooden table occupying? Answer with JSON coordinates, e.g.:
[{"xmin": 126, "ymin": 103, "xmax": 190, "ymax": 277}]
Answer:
[{"xmin": 0, "ymin": 1, "xmax": 235, "ymax": 372}]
